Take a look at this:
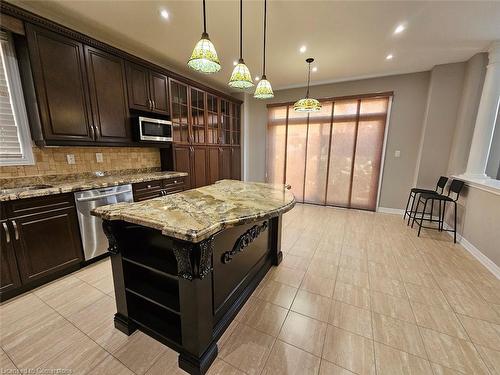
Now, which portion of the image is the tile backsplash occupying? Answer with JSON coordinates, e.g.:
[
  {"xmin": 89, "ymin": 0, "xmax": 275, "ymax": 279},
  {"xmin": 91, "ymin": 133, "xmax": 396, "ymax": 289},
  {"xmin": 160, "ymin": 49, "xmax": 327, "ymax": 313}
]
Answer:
[{"xmin": 0, "ymin": 146, "xmax": 161, "ymax": 178}]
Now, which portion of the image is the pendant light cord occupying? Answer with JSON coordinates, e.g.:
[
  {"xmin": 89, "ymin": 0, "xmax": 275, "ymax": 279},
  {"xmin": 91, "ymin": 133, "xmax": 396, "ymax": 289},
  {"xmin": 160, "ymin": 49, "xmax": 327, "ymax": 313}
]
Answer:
[
  {"xmin": 239, "ymin": 0, "xmax": 243, "ymax": 60},
  {"xmin": 203, "ymin": 0, "xmax": 207, "ymax": 34},
  {"xmin": 262, "ymin": 0, "xmax": 267, "ymax": 75},
  {"xmin": 306, "ymin": 62, "xmax": 311, "ymax": 98}
]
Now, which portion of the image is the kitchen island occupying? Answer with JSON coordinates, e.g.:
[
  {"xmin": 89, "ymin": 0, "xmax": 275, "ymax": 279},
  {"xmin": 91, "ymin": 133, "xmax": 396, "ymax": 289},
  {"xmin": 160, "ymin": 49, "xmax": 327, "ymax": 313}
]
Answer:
[{"xmin": 92, "ymin": 180, "xmax": 295, "ymax": 375}]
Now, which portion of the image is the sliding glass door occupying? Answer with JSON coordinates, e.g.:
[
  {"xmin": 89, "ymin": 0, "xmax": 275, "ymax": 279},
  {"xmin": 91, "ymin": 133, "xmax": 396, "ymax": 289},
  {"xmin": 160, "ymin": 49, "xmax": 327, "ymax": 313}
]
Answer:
[{"xmin": 267, "ymin": 94, "xmax": 391, "ymax": 211}]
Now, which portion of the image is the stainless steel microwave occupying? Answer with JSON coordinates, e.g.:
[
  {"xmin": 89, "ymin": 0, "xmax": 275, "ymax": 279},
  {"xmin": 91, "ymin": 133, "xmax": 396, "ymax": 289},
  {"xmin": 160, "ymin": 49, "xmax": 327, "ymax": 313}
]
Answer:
[{"xmin": 137, "ymin": 116, "xmax": 173, "ymax": 142}]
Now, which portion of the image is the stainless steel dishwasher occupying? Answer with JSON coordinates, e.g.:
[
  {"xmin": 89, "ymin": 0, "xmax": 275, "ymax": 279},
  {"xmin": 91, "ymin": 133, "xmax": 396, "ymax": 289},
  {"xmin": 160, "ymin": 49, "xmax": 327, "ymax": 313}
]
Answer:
[{"xmin": 74, "ymin": 184, "xmax": 133, "ymax": 261}]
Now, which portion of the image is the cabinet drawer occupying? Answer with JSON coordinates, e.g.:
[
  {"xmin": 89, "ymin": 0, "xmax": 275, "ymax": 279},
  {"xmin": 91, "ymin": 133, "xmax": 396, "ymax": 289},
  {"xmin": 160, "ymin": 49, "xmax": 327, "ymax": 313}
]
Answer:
[
  {"xmin": 162, "ymin": 177, "xmax": 185, "ymax": 189},
  {"xmin": 132, "ymin": 180, "xmax": 163, "ymax": 201},
  {"xmin": 6, "ymin": 193, "xmax": 75, "ymax": 218}
]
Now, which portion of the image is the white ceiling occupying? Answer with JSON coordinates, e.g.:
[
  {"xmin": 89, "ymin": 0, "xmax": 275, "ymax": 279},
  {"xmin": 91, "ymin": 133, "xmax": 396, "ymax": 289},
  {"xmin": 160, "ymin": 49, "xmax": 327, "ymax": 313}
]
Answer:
[{"xmin": 13, "ymin": 0, "xmax": 500, "ymax": 94}]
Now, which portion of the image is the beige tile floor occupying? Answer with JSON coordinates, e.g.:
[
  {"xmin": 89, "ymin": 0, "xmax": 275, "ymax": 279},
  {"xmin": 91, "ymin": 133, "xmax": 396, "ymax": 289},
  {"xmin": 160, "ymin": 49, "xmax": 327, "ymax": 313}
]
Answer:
[{"xmin": 1, "ymin": 203, "xmax": 500, "ymax": 375}]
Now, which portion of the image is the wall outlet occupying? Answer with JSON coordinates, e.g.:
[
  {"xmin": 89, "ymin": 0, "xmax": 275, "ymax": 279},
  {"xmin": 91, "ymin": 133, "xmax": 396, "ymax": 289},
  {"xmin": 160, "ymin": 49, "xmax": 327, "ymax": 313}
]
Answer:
[
  {"xmin": 96, "ymin": 153, "xmax": 104, "ymax": 163},
  {"xmin": 66, "ymin": 154, "xmax": 76, "ymax": 165},
  {"xmin": 394, "ymin": 150, "xmax": 401, "ymax": 158}
]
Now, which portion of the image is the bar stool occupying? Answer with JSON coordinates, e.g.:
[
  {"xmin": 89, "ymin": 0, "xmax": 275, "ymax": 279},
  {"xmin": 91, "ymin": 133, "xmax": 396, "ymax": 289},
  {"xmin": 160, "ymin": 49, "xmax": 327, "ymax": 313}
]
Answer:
[
  {"xmin": 412, "ymin": 179, "xmax": 465, "ymax": 243},
  {"xmin": 404, "ymin": 176, "xmax": 448, "ymax": 225}
]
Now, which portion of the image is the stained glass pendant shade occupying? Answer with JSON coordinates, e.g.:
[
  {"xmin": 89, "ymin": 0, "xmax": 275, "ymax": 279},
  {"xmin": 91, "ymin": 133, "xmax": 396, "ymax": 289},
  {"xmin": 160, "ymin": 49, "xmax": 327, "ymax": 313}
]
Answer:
[
  {"xmin": 254, "ymin": 0, "xmax": 274, "ymax": 99},
  {"xmin": 294, "ymin": 58, "xmax": 321, "ymax": 112},
  {"xmin": 229, "ymin": 0, "xmax": 253, "ymax": 89},
  {"xmin": 188, "ymin": 0, "xmax": 221, "ymax": 74}
]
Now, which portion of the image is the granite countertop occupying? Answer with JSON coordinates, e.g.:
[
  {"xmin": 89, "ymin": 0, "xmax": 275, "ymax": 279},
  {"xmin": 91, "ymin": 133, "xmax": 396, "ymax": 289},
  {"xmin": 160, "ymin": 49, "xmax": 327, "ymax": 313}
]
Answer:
[
  {"xmin": 92, "ymin": 180, "xmax": 296, "ymax": 242},
  {"xmin": 0, "ymin": 169, "xmax": 188, "ymax": 201}
]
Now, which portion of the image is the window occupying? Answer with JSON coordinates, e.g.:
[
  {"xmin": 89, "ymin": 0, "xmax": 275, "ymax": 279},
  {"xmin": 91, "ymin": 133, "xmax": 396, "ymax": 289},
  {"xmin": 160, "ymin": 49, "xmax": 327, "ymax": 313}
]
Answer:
[
  {"xmin": 485, "ymin": 101, "xmax": 500, "ymax": 180},
  {"xmin": 267, "ymin": 94, "xmax": 391, "ymax": 211},
  {"xmin": 0, "ymin": 31, "xmax": 34, "ymax": 165}
]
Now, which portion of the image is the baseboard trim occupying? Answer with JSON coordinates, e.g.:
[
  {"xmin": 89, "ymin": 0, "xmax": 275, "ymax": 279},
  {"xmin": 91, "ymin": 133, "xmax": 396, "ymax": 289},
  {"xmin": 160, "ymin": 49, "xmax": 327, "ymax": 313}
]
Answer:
[
  {"xmin": 377, "ymin": 207, "xmax": 405, "ymax": 215},
  {"xmin": 443, "ymin": 223, "xmax": 500, "ymax": 280}
]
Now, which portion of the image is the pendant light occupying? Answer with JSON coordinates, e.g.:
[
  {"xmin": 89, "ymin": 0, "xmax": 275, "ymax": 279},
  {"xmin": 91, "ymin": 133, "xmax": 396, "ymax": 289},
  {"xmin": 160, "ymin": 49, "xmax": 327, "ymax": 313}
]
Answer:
[
  {"xmin": 229, "ymin": 0, "xmax": 253, "ymax": 89},
  {"xmin": 188, "ymin": 0, "xmax": 221, "ymax": 74},
  {"xmin": 293, "ymin": 58, "xmax": 321, "ymax": 112},
  {"xmin": 254, "ymin": 0, "xmax": 274, "ymax": 99}
]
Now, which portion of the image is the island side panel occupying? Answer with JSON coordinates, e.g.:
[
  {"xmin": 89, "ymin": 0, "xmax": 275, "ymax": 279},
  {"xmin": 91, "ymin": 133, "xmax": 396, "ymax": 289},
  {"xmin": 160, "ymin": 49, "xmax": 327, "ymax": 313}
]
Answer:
[
  {"xmin": 102, "ymin": 220, "xmax": 137, "ymax": 335},
  {"xmin": 269, "ymin": 215, "xmax": 283, "ymax": 266},
  {"xmin": 173, "ymin": 237, "xmax": 218, "ymax": 375}
]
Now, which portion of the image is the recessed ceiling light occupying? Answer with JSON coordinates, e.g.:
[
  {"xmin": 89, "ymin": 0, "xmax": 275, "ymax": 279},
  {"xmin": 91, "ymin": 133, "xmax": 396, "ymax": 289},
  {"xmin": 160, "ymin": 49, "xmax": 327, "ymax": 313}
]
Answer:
[
  {"xmin": 312, "ymin": 67, "xmax": 318, "ymax": 72},
  {"xmin": 299, "ymin": 45, "xmax": 307, "ymax": 53},
  {"xmin": 386, "ymin": 54, "xmax": 394, "ymax": 60},
  {"xmin": 255, "ymin": 76, "xmax": 260, "ymax": 81},
  {"xmin": 233, "ymin": 60, "xmax": 238, "ymax": 66},
  {"xmin": 160, "ymin": 9, "xmax": 169, "ymax": 20},
  {"xmin": 394, "ymin": 24, "xmax": 405, "ymax": 34}
]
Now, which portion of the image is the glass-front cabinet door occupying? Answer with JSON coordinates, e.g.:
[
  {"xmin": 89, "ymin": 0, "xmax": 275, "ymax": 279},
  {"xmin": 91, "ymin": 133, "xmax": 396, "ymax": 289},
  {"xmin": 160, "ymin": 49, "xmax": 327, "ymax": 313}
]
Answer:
[
  {"xmin": 207, "ymin": 93, "xmax": 219, "ymax": 144},
  {"xmin": 170, "ymin": 79, "xmax": 189, "ymax": 143},
  {"xmin": 220, "ymin": 99, "xmax": 231, "ymax": 145},
  {"xmin": 190, "ymin": 87, "xmax": 206, "ymax": 144},
  {"xmin": 230, "ymin": 103, "xmax": 241, "ymax": 145}
]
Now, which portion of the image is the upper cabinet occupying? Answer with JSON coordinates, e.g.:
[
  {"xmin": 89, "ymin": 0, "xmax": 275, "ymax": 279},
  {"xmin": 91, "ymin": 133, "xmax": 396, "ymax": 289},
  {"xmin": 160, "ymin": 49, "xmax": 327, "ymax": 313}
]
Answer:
[
  {"xmin": 26, "ymin": 24, "xmax": 94, "ymax": 144},
  {"xmin": 85, "ymin": 46, "xmax": 131, "ymax": 143},
  {"xmin": 125, "ymin": 62, "xmax": 169, "ymax": 115},
  {"xmin": 190, "ymin": 87, "xmax": 206, "ymax": 144},
  {"xmin": 25, "ymin": 24, "xmax": 132, "ymax": 146},
  {"xmin": 170, "ymin": 78, "xmax": 190, "ymax": 144},
  {"xmin": 16, "ymin": 14, "xmax": 241, "ymax": 149}
]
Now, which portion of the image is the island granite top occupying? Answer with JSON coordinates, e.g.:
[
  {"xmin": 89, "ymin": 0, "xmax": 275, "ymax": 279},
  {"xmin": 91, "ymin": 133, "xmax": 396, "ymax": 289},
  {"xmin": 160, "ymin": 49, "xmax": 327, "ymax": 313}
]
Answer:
[{"xmin": 92, "ymin": 180, "xmax": 296, "ymax": 243}]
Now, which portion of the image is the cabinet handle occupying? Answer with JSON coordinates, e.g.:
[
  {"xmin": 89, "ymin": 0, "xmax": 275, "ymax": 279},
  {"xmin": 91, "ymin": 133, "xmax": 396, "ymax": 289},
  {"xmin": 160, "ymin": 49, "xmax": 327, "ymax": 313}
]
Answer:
[
  {"xmin": 93, "ymin": 124, "xmax": 99, "ymax": 139},
  {"xmin": 148, "ymin": 99, "xmax": 153, "ymax": 110},
  {"xmin": 12, "ymin": 220, "xmax": 19, "ymax": 241},
  {"xmin": 2, "ymin": 222, "xmax": 10, "ymax": 243},
  {"xmin": 89, "ymin": 124, "xmax": 95, "ymax": 140},
  {"xmin": 152, "ymin": 100, "xmax": 156, "ymax": 110}
]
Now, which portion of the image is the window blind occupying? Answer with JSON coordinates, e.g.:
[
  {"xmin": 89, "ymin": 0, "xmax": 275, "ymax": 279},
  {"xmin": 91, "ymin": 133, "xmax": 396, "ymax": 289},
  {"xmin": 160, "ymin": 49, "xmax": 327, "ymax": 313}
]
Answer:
[
  {"xmin": 267, "ymin": 94, "xmax": 391, "ymax": 211},
  {"xmin": 0, "ymin": 32, "xmax": 23, "ymax": 158},
  {"xmin": 0, "ymin": 31, "xmax": 33, "ymax": 165}
]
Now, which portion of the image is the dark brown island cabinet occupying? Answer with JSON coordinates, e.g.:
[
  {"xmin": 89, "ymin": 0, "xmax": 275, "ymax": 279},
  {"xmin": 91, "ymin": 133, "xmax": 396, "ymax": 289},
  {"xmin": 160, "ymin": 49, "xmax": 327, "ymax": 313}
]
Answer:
[
  {"xmin": 93, "ymin": 181, "xmax": 295, "ymax": 375},
  {"xmin": 0, "ymin": 194, "xmax": 84, "ymax": 301}
]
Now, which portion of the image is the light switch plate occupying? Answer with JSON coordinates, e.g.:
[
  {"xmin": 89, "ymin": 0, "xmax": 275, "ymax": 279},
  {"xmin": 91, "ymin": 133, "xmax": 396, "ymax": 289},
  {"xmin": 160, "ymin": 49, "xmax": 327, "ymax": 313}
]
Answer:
[
  {"xmin": 394, "ymin": 150, "xmax": 401, "ymax": 158},
  {"xmin": 66, "ymin": 154, "xmax": 75, "ymax": 164},
  {"xmin": 96, "ymin": 153, "xmax": 103, "ymax": 163}
]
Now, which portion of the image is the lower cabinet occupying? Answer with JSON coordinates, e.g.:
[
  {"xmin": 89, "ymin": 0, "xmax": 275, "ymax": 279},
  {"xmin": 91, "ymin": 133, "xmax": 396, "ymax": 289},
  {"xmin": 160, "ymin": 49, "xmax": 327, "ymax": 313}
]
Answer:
[
  {"xmin": 132, "ymin": 177, "xmax": 186, "ymax": 202},
  {"xmin": 174, "ymin": 144, "xmax": 241, "ymax": 189},
  {"xmin": 13, "ymin": 207, "xmax": 83, "ymax": 284},
  {"xmin": 0, "ymin": 220, "xmax": 22, "ymax": 295},
  {"xmin": 0, "ymin": 194, "xmax": 84, "ymax": 301}
]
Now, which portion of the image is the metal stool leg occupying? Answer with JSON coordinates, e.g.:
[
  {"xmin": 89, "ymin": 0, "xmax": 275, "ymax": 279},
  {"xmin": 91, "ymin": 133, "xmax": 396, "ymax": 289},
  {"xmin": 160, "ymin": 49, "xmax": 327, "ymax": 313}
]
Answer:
[
  {"xmin": 438, "ymin": 200, "xmax": 442, "ymax": 231},
  {"xmin": 411, "ymin": 198, "xmax": 421, "ymax": 228},
  {"xmin": 454, "ymin": 201, "xmax": 457, "ymax": 243},
  {"xmin": 407, "ymin": 193, "xmax": 417, "ymax": 226},
  {"xmin": 417, "ymin": 199, "xmax": 428, "ymax": 237},
  {"xmin": 404, "ymin": 192, "xmax": 413, "ymax": 220}
]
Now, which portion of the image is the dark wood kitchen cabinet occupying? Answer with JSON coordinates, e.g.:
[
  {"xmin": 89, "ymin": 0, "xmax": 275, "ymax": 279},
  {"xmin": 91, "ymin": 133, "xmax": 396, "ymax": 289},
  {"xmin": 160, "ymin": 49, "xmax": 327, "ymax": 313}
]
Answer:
[
  {"xmin": 85, "ymin": 46, "xmax": 131, "ymax": 143},
  {"xmin": 126, "ymin": 62, "xmax": 169, "ymax": 115},
  {"xmin": 173, "ymin": 145, "xmax": 192, "ymax": 188},
  {"xmin": 173, "ymin": 145, "xmax": 208, "ymax": 189},
  {"xmin": 231, "ymin": 146, "xmax": 241, "ymax": 180},
  {"xmin": 192, "ymin": 146, "xmax": 208, "ymax": 188},
  {"xmin": 220, "ymin": 147, "xmax": 232, "ymax": 180},
  {"xmin": 0, "ymin": 220, "xmax": 22, "ymax": 295},
  {"xmin": 25, "ymin": 23, "xmax": 94, "ymax": 144},
  {"xmin": 0, "ymin": 194, "xmax": 84, "ymax": 301},
  {"xmin": 13, "ymin": 207, "xmax": 83, "ymax": 284},
  {"xmin": 132, "ymin": 177, "xmax": 186, "ymax": 202},
  {"xmin": 207, "ymin": 147, "xmax": 220, "ymax": 185}
]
